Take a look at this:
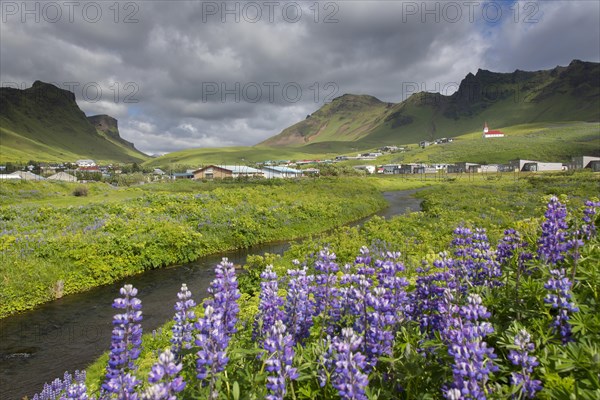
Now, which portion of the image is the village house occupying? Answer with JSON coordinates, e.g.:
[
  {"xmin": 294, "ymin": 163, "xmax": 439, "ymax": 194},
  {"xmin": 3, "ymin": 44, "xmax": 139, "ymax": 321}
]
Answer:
[
  {"xmin": 509, "ymin": 159, "xmax": 564, "ymax": 172},
  {"xmin": 193, "ymin": 165, "xmax": 263, "ymax": 180},
  {"xmin": 76, "ymin": 159, "xmax": 97, "ymax": 167},
  {"xmin": 570, "ymin": 156, "xmax": 600, "ymax": 171},
  {"xmin": 261, "ymin": 166, "xmax": 303, "ymax": 179},
  {"xmin": 448, "ymin": 162, "xmax": 481, "ymax": 173},
  {"xmin": 47, "ymin": 172, "xmax": 77, "ymax": 182}
]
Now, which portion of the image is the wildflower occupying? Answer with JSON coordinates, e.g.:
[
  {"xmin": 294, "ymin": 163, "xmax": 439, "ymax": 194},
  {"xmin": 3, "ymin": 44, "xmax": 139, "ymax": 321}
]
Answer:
[
  {"xmin": 284, "ymin": 267, "xmax": 315, "ymax": 343},
  {"xmin": 581, "ymin": 200, "xmax": 600, "ymax": 239},
  {"xmin": 142, "ymin": 348, "xmax": 186, "ymax": 400},
  {"xmin": 102, "ymin": 284, "xmax": 143, "ymax": 397},
  {"xmin": 443, "ymin": 293, "xmax": 498, "ymax": 399},
  {"xmin": 32, "ymin": 371, "xmax": 88, "ymax": 400},
  {"xmin": 508, "ymin": 329, "xmax": 542, "ymax": 399},
  {"xmin": 452, "ymin": 227, "xmax": 502, "ymax": 289},
  {"xmin": 538, "ymin": 196, "xmax": 569, "ymax": 265},
  {"xmin": 544, "ymin": 268, "xmax": 578, "ymax": 343},
  {"xmin": 263, "ymin": 320, "xmax": 298, "ymax": 400},
  {"xmin": 171, "ymin": 284, "xmax": 196, "ymax": 356},
  {"xmin": 326, "ymin": 328, "xmax": 369, "ymax": 400},
  {"xmin": 496, "ymin": 229, "xmax": 533, "ymax": 273},
  {"xmin": 195, "ymin": 259, "xmax": 240, "ymax": 399},
  {"xmin": 253, "ymin": 265, "xmax": 285, "ymax": 343},
  {"xmin": 312, "ymin": 248, "xmax": 342, "ymax": 335}
]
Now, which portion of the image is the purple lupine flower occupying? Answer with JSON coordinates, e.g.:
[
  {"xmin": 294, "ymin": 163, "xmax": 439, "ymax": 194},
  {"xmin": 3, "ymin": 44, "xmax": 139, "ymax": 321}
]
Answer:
[
  {"xmin": 508, "ymin": 329, "xmax": 542, "ymax": 399},
  {"xmin": 254, "ymin": 265, "xmax": 285, "ymax": 343},
  {"xmin": 263, "ymin": 320, "xmax": 298, "ymax": 400},
  {"xmin": 341, "ymin": 250, "xmax": 401, "ymax": 372},
  {"xmin": 374, "ymin": 251, "xmax": 409, "ymax": 326},
  {"xmin": 544, "ymin": 268, "xmax": 579, "ymax": 343},
  {"xmin": 581, "ymin": 200, "xmax": 600, "ymax": 239},
  {"xmin": 443, "ymin": 292, "xmax": 498, "ymax": 400},
  {"xmin": 496, "ymin": 229, "xmax": 533, "ymax": 273},
  {"xmin": 312, "ymin": 248, "xmax": 342, "ymax": 335},
  {"xmin": 452, "ymin": 227, "xmax": 502, "ymax": 289},
  {"xmin": 410, "ymin": 253, "xmax": 455, "ymax": 334},
  {"xmin": 538, "ymin": 196, "xmax": 569, "ymax": 265},
  {"xmin": 32, "ymin": 371, "xmax": 88, "ymax": 400},
  {"xmin": 284, "ymin": 267, "xmax": 315, "ymax": 343},
  {"xmin": 204, "ymin": 258, "xmax": 241, "ymax": 337},
  {"xmin": 171, "ymin": 284, "xmax": 196, "ymax": 355},
  {"xmin": 195, "ymin": 259, "xmax": 240, "ymax": 399},
  {"xmin": 102, "ymin": 284, "xmax": 143, "ymax": 397},
  {"xmin": 142, "ymin": 348, "xmax": 186, "ymax": 400},
  {"xmin": 62, "ymin": 382, "xmax": 89, "ymax": 400},
  {"xmin": 326, "ymin": 328, "xmax": 369, "ymax": 400}
]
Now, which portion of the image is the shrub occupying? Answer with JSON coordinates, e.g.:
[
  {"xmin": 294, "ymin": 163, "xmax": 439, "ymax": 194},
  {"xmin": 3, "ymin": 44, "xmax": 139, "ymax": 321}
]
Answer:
[{"xmin": 72, "ymin": 186, "xmax": 88, "ymax": 197}]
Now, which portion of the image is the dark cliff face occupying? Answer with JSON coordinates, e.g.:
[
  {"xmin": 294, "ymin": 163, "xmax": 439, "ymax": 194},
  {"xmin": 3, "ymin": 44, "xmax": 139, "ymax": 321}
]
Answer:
[
  {"xmin": 88, "ymin": 114, "xmax": 119, "ymax": 134},
  {"xmin": 87, "ymin": 114, "xmax": 137, "ymax": 149}
]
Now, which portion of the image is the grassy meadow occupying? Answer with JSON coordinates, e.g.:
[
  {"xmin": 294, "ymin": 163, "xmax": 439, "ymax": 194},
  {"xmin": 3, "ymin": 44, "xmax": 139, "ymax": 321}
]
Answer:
[{"xmin": 80, "ymin": 170, "xmax": 600, "ymax": 399}]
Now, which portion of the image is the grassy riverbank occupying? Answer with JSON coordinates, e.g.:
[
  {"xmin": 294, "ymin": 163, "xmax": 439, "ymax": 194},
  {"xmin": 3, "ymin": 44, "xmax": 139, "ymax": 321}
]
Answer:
[{"xmin": 1, "ymin": 178, "xmax": 417, "ymax": 318}]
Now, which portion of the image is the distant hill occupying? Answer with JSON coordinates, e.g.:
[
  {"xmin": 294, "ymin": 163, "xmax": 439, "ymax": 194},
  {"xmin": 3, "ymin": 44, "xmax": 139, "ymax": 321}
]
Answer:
[
  {"xmin": 0, "ymin": 81, "xmax": 148, "ymax": 163},
  {"xmin": 261, "ymin": 60, "xmax": 600, "ymax": 148}
]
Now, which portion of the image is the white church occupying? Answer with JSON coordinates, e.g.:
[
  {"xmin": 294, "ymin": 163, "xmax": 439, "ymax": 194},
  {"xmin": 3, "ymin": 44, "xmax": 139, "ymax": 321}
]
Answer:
[{"xmin": 483, "ymin": 122, "xmax": 505, "ymax": 138}]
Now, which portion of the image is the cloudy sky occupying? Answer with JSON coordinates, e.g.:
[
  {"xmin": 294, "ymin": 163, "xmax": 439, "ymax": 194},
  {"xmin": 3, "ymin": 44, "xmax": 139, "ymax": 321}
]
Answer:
[{"xmin": 1, "ymin": 0, "xmax": 599, "ymax": 155}]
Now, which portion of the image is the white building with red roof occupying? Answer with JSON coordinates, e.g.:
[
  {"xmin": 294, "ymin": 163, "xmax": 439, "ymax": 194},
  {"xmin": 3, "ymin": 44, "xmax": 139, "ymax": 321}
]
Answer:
[{"xmin": 483, "ymin": 122, "xmax": 504, "ymax": 138}]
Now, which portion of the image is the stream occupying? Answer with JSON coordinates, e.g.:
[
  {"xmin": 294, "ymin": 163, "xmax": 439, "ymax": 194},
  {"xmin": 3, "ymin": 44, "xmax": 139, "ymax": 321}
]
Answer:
[{"xmin": 0, "ymin": 189, "xmax": 423, "ymax": 399}]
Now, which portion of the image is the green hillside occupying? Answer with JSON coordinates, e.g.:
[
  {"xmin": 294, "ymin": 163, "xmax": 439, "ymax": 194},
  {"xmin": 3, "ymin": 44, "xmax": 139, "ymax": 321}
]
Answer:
[
  {"xmin": 144, "ymin": 121, "xmax": 599, "ymax": 168},
  {"xmin": 0, "ymin": 81, "xmax": 148, "ymax": 164},
  {"xmin": 368, "ymin": 122, "xmax": 600, "ymax": 165},
  {"xmin": 262, "ymin": 60, "xmax": 600, "ymax": 148}
]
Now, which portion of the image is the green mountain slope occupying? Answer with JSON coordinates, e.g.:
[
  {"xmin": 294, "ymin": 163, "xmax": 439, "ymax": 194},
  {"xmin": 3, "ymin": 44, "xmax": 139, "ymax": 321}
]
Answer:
[
  {"xmin": 262, "ymin": 60, "xmax": 600, "ymax": 148},
  {"xmin": 144, "ymin": 121, "xmax": 599, "ymax": 168},
  {"xmin": 0, "ymin": 81, "xmax": 148, "ymax": 163}
]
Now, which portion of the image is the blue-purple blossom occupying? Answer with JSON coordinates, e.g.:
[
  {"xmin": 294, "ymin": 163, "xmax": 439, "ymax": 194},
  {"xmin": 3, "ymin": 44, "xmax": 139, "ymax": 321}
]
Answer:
[
  {"xmin": 195, "ymin": 258, "xmax": 240, "ymax": 399},
  {"xmin": 410, "ymin": 253, "xmax": 455, "ymax": 334},
  {"xmin": 496, "ymin": 229, "xmax": 533, "ymax": 273},
  {"xmin": 312, "ymin": 248, "xmax": 342, "ymax": 335},
  {"xmin": 452, "ymin": 227, "xmax": 502, "ymax": 289},
  {"xmin": 171, "ymin": 284, "xmax": 196, "ymax": 355},
  {"xmin": 581, "ymin": 200, "xmax": 600, "ymax": 239},
  {"xmin": 443, "ymin": 292, "xmax": 498, "ymax": 400},
  {"xmin": 32, "ymin": 371, "xmax": 88, "ymax": 400},
  {"xmin": 253, "ymin": 265, "xmax": 285, "ymax": 343},
  {"xmin": 538, "ymin": 196, "xmax": 569, "ymax": 265},
  {"xmin": 508, "ymin": 329, "xmax": 542, "ymax": 399},
  {"xmin": 544, "ymin": 268, "xmax": 579, "ymax": 343},
  {"xmin": 340, "ymin": 250, "xmax": 401, "ymax": 371},
  {"xmin": 263, "ymin": 320, "xmax": 298, "ymax": 400},
  {"xmin": 142, "ymin": 348, "xmax": 186, "ymax": 400},
  {"xmin": 325, "ymin": 328, "xmax": 369, "ymax": 400},
  {"xmin": 284, "ymin": 267, "xmax": 315, "ymax": 343},
  {"xmin": 102, "ymin": 284, "xmax": 143, "ymax": 397}
]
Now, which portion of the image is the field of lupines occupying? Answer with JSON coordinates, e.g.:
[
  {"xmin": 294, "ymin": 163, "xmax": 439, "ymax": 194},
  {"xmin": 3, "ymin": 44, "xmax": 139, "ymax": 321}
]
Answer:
[
  {"xmin": 31, "ymin": 193, "xmax": 600, "ymax": 399},
  {"xmin": 0, "ymin": 178, "xmax": 388, "ymax": 317}
]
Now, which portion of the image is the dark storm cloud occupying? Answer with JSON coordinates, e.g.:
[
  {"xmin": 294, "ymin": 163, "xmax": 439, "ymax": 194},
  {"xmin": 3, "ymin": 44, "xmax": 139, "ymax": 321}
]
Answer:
[{"xmin": 1, "ymin": 0, "xmax": 598, "ymax": 155}]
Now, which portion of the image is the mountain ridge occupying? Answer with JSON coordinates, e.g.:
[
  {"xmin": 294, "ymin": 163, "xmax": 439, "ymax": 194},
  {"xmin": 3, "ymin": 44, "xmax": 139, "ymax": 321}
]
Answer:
[
  {"xmin": 260, "ymin": 59, "xmax": 600, "ymax": 147},
  {"xmin": 0, "ymin": 81, "xmax": 147, "ymax": 163}
]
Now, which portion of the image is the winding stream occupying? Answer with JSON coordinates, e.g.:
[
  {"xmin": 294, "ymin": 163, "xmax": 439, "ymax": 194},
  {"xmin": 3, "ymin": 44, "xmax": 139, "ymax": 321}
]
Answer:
[{"xmin": 0, "ymin": 190, "xmax": 422, "ymax": 399}]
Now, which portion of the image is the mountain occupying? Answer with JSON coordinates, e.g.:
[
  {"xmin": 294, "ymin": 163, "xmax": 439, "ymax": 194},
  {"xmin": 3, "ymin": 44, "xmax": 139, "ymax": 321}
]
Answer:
[
  {"xmin": 0, "ymin": 81, "xmax": 148, "ymax": 163},
  {"xmin": 261, "ymin": 60, "xmax": 600, "ymax": 149}
]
